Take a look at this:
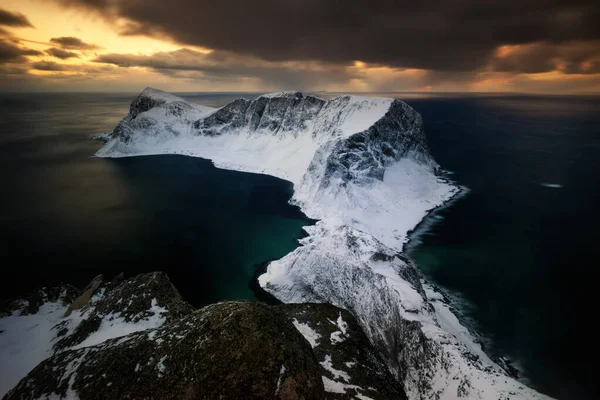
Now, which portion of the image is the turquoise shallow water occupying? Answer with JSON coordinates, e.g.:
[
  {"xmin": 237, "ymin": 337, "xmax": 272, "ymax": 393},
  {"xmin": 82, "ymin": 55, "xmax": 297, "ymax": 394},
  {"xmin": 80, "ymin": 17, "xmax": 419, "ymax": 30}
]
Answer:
[{"xmin": 0, "ymin": 92, "xmax": 310, "ymax": 307}]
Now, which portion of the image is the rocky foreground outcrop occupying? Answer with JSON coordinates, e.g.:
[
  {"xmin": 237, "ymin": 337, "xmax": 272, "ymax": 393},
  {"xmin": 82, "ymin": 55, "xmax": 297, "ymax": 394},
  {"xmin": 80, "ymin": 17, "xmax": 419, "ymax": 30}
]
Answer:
[{"xmin": 2, "ymin": 273, "xmax": 404, "ymax": 400}]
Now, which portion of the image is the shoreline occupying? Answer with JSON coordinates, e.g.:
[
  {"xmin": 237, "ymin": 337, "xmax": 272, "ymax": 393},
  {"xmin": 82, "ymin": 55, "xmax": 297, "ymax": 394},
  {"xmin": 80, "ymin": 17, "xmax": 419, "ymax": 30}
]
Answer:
[
  {"xmin": 404, "ymin": 173, "xmax": 469, "ymax": 253},
  {"xmin": 402, "ymin": 176, "xmax": 534, "ymax": 388},
  {"xmin": 248, "ymin": 259, "xmax": 283, "ymax": 305},
  {"xmin": 249, "ymin": 206, "xmax": 318, "ymax": 306}
]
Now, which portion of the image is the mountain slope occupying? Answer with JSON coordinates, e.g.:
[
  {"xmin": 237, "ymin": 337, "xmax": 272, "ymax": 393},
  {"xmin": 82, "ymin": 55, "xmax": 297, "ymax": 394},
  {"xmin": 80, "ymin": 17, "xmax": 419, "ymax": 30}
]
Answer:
[{"xmin": 94, "ymin": 88, "xmax": 550, "ymax": 399}]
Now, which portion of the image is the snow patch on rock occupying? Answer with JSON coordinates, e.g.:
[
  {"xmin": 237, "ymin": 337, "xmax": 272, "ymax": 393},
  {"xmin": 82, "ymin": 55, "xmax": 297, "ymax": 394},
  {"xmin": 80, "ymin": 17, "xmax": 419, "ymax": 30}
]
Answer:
[
  {"xmin": 320, "ymin": 355, "xmax": 351, "ymax": 382},
  {"xmin": 321, "ymin": 376, "xmax": 365, "ymax": 395},
  {"xmin": 329, "ymin": 312, "xmax": 349, "ymax": 344},
  {"xmin": 275, "ymin": 365, "xmax": 286, "ymax": 395},
  {"xmin": 70, "ymin": 299, "xmax": 167, "ymax": 350},
  {"xmin": 0, "ymin": 294, "xmax": 70, "ymax": 397},
  {"xmin": 291, "ymin": 319, "xmax": 321, "ymax": 348}
]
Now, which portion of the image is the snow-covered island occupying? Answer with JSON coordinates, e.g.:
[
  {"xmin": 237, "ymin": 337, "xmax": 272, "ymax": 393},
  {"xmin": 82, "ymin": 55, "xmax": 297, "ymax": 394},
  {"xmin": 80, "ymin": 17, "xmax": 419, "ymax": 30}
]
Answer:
[{"xmin": 1, "ymin": 88, "xmax": 551, "ymax": 399}]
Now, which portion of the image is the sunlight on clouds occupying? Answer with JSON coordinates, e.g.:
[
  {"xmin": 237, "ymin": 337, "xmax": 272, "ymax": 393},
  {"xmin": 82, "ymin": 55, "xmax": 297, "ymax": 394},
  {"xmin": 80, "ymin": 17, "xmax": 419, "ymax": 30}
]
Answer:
[
  {"xmin": 332, "ymin": 62, "xmax": 430, "ymax": 92},
  {"xmin": 0, "ymin": 1, "xmax": 598, "ymax": 93},
  {"xmin": 470, "ymin": 70, "xmax": 600, "ymax": 93},
  {"xmin": 495, "ymin": 45, "xmax": 520, "ymax": 58},
  {"xmin": 526, "ymin": 70, "xmax": 579, "ymax": 81},
  {"xmin": 1, "ymin": 0, "xmax": 208, "ymax": 56},
  {"xmin": 28, "ymin": 69, "xmax": 77, "ymax": 76}
]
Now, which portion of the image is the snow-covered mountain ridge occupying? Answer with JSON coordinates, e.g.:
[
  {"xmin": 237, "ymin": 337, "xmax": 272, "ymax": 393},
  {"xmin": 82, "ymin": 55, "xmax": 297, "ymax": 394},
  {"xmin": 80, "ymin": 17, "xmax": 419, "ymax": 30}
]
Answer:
[
  {"xmin": 99, "ymin": 88, "xmax": 452, "ymax": 250},
  {"xmin": 95, "ymin": 88, "xmax": 550, "ymax": 399}
]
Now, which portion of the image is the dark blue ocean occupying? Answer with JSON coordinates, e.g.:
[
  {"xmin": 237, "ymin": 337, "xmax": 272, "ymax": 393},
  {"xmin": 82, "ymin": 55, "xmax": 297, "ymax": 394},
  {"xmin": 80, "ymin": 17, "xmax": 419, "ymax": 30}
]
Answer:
[
  {"xmin": 404, "ymin": 94, "xmax": 600, "ymax": 400},
  {"xmin": 1, "ymin": 91, "xmax": 598, "ymax": 399},
  {"xmin": 0, "ymin": 92, "xmax": 311, "ymax": 307}
]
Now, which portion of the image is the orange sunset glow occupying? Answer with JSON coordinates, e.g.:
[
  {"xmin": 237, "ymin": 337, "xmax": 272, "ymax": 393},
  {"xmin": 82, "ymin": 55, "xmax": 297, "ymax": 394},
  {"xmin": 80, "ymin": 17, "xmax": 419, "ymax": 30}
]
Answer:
[{"xmin": 1, "ymin": 0, "xmax": 599, "ymax": 93}]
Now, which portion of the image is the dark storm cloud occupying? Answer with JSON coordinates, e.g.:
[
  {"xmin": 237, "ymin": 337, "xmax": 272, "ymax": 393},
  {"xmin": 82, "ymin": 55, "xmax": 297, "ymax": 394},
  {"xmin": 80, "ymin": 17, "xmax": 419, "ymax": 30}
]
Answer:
[
  {"xmin": 492, "ymin": 41, "xmax": 600, "ymax": 74},
  {"xmin": 46, "ymin": 47, "xmax": 80, "ymax": 59},
  {"xmin": 0, "ymin": 64, "xmax": 29, "ymax": 75},
  {"xmin": 94, "ymin": 48, "xmax": 212, "ymax": 70},
  {"xmin": 50, "ymin": 36, "xmax": 101, "ymax": 50},
  {"xmin": 31, "ymin": 60, "xmax": 116, "ymax": 74},
  {"xmin": 94, "ymin": 48, "xmax": 289, "ymax": 76},
  {"xmin": 0, "ymin": 39, "xmax": 41, "ymax": 64},
  {"xmin": 0, "ymin": 8, "xmax": 34, "ymax": 27},
  {"xmin": 31, "ymin": 61, "xmax": 67, "ymax": 71},
  {"xmin": 53, "ymin": 0, "xmax": 600, "ymax": 72},
  {"xmin": 94, "ymin": 48, "xmax": 358, "ymax": 88}
]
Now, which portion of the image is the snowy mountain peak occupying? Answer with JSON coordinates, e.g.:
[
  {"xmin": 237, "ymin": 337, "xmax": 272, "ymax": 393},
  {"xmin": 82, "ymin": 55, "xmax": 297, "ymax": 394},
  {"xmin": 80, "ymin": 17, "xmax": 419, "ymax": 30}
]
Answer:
[
  {"xmin": 139, "ymin": 87, "xmax": 184, "ymax": 103},
  {"xmin": 257, "ymin": 91, "xmax": 309, "ymax": 99}
]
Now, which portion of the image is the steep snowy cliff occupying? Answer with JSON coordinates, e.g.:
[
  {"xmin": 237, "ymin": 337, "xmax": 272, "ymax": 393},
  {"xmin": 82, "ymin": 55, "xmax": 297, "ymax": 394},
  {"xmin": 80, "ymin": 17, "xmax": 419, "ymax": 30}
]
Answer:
[{"xmin": 95, "ymin": 88, "xmax": 549, "ymax": 399}]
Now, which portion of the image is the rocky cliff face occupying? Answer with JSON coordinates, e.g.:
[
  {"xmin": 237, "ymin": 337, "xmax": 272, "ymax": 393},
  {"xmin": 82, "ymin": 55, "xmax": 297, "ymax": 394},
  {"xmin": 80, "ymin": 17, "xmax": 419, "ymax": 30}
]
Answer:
[
  {"xmin": 2, "ymin": 273, "xmax": 403, "ymax": 400},
  {"xmin": 280, "ymin": 303, "xmax": 406, "ymax": 399},
  {"xmin": 193, "ymin": 92, "xmax": 327, "ymax": 137}
]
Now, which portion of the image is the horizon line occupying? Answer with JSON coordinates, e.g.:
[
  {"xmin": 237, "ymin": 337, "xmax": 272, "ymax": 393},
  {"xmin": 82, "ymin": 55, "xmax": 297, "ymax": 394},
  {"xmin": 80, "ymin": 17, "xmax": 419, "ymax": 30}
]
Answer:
[{"xmin": 1, "ymin": 90, "xmax": 599, "ymax": 96}]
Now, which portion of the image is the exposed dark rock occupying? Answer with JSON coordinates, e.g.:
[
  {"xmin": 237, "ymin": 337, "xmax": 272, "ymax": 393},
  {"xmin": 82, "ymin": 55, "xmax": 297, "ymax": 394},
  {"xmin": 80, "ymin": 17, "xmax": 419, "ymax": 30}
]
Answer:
[
  {"xmin": 280, "ymin": 303, "xmax": 407, "ymax": 400},
  {"xmin": 318, "ymin": 98, "xmax": 432, "ymax": 191},
  {"xmin": 6, "ymin": 302, "xmax": 326, "ymax": 400},
  {"xmin": 4, "ymin": 272, "xmax": 407, "ymax": 400},
  {"xmin": 88, "ymin": 271, "xmax": 193, "ymax": 323},
  {"xmin": 194, "ymin": 98, "xmax": 252, "ymax": 135},
  {"xmin": 54, "ymin": 271, "xmax": 194, "ymax": 352},
  {"xmin": 192, "ymin": 92, "xmax": 327, "ymax": 137},
  {"xmin": 64, "ymin": 274, "xmax": 104, "ymax": 317}
]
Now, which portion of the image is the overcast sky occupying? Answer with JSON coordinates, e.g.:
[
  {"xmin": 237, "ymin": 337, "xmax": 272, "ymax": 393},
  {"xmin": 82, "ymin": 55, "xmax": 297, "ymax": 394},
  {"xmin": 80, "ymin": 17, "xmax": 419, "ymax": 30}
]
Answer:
[{"xmin": 1, "ymin": 0, "xmax": 599, "ymax": 93}]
